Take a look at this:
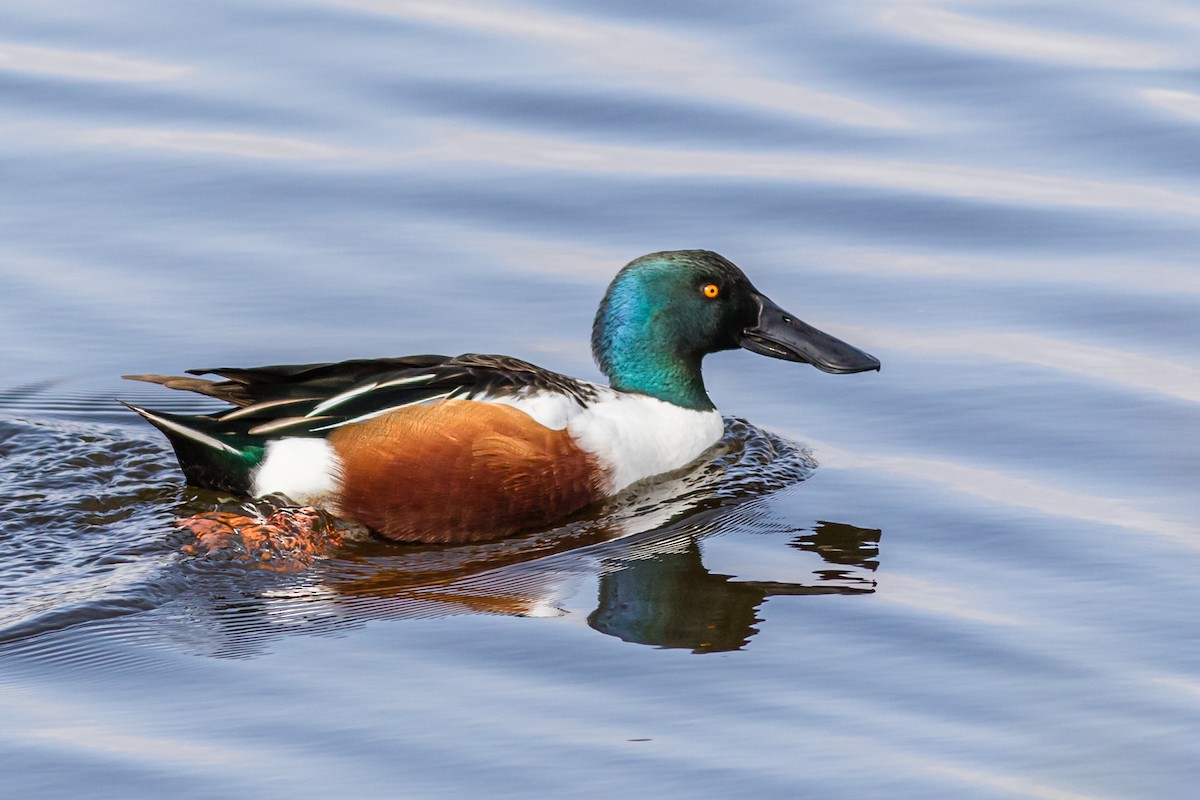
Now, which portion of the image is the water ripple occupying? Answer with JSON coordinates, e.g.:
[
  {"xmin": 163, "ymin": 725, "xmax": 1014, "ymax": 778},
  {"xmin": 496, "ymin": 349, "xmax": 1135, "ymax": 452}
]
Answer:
[
  {"xmin": 0, "ymin": 42, "xmax": 190, "ymax": 82},
  {"xmin": 81, "ymin": 128, "xmax": 351, "ymax": 160},
  {"xmin": 415, "ymin": 128, "xmax": 1200, "ymax": 217},
  {"xmin": 1141, "ymin": 88, "xmax": 1200, "ymax": 122},
  {"xmin": 327, "ymin": 0, "xmax": 910, "ymax": 128},
  {"xmin": 878, "ymin": 6, "xmax": 1171, "ymax": 69},
  {"xmin": 811, "ymin": 439, "xmax": 1196, "ymax": 549},
  {"xmin": 838, "ymin": 324, "xmax": 1200, "ymax": 403}
]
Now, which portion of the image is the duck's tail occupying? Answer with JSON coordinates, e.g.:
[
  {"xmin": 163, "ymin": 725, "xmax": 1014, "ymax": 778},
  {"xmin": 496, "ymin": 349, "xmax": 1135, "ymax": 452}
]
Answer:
[{"xmin": 121, "ymin": 402, "xmax": 265, "ymax": 494}]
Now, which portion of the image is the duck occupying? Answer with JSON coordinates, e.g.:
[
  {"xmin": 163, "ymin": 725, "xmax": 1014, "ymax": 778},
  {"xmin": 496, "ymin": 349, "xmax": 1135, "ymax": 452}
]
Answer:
[{"xmin": 123, "ymin": 250, "xmax": 879, "ymax": 544}]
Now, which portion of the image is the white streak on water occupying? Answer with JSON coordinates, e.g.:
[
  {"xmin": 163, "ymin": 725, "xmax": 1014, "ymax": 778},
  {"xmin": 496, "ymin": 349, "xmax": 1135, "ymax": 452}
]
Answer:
[
  {"xmin": 831, "ymin": 324, "xmax": 1200, "ymax": 404},
  {"xmin": 324, "ymin": 0, "xmax": 910, "ymax": 129},
  {"xmin": 1141, "ymin": 88, "xmax": 1200, "ymax": 122},
  {"xmin": 0, "ymin": 42, "xmax": 189, "ymax": 82},
  {"xmin": 1150, "ymin": 674, "xmax": 1200, "ymax": 703},
  {"xmin": 79, "ymin": 128, "xmax": 348, "ymax": 160},
  {"xmin": 871, "ymin": 574, "xmax": 1022, "ymax": 626},
  {"xmin": 878, "ymin": 6, "xmax": 1172, "ymax": 69},
  {"xmin": 1, "ymin": 684, "xmax": 271, "ymax": 770},
  {"xmin": 810, "ymin": 440, "xmax": 1197, "ymax": 549},
  {"xmin": 798, "ymin": 245, "xmax": 1200, "ymax": 298},
  {"xmin": 419, "ymin": 129, "xmax": 1200, "ymax": 218},
  {"xmin": 37, "ymin": 121, "xmax": 1200, "ymax": 220}
]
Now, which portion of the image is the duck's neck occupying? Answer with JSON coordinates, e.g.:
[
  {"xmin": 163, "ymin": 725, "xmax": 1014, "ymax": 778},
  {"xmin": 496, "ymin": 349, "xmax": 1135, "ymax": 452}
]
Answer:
[{"xmin": 591, "ymin": 287, "xmax": 715, "ymax": 412}]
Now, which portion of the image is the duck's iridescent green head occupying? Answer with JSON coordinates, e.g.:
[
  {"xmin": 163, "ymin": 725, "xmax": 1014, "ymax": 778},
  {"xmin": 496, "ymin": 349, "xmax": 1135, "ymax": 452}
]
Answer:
[{"xmin": 591, "ymin": 250, "xmax": 879, "ymax": 410}]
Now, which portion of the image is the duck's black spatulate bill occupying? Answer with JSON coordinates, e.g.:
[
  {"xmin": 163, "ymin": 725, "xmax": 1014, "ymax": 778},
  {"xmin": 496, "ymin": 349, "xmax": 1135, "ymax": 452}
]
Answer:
[{"xmin": 737, "ymin": 295, "xmax": 881, "ymax": 374}]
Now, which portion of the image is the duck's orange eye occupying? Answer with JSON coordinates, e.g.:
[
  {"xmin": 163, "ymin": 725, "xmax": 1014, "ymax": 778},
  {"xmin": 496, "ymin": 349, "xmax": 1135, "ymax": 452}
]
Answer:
[{"xmin": 702, "ymin": 283, "xmax": 720, "ymax": 299}]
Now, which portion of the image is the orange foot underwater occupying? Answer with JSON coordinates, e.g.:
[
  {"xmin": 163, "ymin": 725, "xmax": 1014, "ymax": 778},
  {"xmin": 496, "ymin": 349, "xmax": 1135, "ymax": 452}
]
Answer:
[{"xmin": 178, "ymin": 507, "xmax": 345, "ymax": 571}]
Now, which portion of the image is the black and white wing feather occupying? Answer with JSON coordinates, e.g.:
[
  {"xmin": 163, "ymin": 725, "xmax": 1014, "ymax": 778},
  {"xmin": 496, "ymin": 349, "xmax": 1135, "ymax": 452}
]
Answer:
[{"xmin": 124, "ymin": 353, "xmax": 600, "ymax": 439}]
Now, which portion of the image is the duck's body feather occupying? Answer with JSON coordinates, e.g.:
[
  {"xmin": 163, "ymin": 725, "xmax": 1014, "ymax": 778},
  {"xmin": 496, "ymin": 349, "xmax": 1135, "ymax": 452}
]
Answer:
[
  {"xmin": 126, "ymin": 354, "xmax": 723, "ymax": 542},
  {"xmin": 125, "ymin": 250, "xmax": 879, "ymax": 544}
]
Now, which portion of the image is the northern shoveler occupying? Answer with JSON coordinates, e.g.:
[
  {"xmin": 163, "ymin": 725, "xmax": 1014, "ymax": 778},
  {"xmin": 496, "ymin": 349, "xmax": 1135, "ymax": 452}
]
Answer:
[{"xmin": 124, "ymin": 250, "xmax": 879, "ymax": 544}]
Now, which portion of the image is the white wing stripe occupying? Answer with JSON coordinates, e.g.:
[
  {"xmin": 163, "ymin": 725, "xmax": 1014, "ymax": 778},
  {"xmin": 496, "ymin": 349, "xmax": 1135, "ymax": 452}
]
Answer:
[
  {"xmin": 309, "ymin": 391, "xmax": 457, "ymax": 431},
  {"xmin": 138, "ymin": 408, "xmax": 241, "ymax": 454},
  {"xmin": 221, "ymin": 397, "xmax": 319, "ymax": 421},
  {"xmin": 374, "ymin": 373, "xmax": 436, "ymax": 389},
  {"xmin": 307, "ymin": 382, "xmax": 379, "ymax": 416},
  {"xmin": 307, "ymin": 373, "xmax": 438, "ymax": 417}
]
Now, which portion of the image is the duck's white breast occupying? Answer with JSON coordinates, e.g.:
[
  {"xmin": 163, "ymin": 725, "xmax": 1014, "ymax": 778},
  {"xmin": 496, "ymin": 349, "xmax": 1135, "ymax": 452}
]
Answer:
[
  {"xmin": 492, "ymin": 386, "xmax": 724, "ymax": 493},
  {"xmin": 566, "ymin": 393, "xmax": 724, "ymax": 493}
]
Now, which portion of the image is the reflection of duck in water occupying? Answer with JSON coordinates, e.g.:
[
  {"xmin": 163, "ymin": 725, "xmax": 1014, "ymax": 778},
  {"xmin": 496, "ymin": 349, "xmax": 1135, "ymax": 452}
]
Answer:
[
  {"xmin": 590, "ymin": 521, "xmax": 881, "ymax": 653},
  {"xmin": 167, "ymin": 425, "xmax": 882, "ymax": 658},
  {"xmin": 124, "ymin": 250, "xmax": 878, "ymax": 545},
  {"xmin": 172, "ymin": 516, "xmax": 884, "ymax": 659}
]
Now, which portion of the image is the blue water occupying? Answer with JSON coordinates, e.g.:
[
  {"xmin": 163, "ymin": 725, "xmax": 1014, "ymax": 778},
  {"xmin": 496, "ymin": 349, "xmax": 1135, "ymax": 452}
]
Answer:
[{"xmin": 2, "ymin": 1, "xmax": 1199, "ymax": 797}]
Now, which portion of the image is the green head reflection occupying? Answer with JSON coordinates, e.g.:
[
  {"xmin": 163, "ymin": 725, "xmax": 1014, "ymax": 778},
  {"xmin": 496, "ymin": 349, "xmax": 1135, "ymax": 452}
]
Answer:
[{"xmin": 588, "ymin": 521, "xmax": 881, "ymax": 653}]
